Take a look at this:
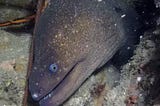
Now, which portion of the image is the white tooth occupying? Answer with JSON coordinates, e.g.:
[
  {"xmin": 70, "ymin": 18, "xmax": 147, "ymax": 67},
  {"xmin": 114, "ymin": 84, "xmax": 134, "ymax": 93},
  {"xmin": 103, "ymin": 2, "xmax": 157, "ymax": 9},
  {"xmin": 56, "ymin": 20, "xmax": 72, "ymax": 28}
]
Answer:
[{"xmin": 48, "ymin": 93, "xmax": 52, "ymax": 98}]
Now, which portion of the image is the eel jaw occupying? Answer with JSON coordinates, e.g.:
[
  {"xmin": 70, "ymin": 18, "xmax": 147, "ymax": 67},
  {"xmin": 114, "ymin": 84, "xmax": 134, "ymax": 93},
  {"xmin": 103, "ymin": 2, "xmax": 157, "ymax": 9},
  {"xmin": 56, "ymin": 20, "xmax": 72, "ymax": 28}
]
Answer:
[
  {"xmin": 39, "ymin": 60, "xmax": 91, "ymax": 106},
  {"xmin": 38, "ymin": 65, "xmax": 78, "ymax": 106},
  {"xmin": 34, "ymin": 62, "xmax": 79, "ymax": 105},
  {"xmin": 29, "ymin": 61, "xmax": 79, "ymax": 102}
]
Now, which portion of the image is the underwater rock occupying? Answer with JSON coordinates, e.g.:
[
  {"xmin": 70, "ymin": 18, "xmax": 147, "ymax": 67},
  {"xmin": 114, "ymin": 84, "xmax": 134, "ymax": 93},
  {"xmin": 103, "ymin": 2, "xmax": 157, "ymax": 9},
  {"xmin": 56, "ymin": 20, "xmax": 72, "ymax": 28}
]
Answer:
[
  {"xmin": 0, "ymin": 0, "xmax": 36, "ymax": 9},
  {"xmin": 0, "ymin": 30, "xmax": 31, "ymax": 106},
  {"xmin": 0, "ymin": 6, "xmax": 31, "ymax": 23},
  {"xmin": 154, "ymin": 0, "xmax": 160, "ymax": 8}
]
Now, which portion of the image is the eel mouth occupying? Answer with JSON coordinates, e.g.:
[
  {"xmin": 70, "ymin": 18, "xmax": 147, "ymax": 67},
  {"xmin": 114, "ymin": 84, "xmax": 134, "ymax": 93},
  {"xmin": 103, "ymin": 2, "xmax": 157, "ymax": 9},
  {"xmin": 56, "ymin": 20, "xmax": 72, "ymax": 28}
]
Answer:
[{"xmin": 36, "ymin": 62, "xmax": 78, "ymax": 103}]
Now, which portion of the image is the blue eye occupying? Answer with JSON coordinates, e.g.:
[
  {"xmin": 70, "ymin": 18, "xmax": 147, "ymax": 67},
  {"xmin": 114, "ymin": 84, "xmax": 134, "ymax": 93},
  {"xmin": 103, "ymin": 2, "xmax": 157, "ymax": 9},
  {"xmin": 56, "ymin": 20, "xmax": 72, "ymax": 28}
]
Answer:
[{"xmin": 49, "ymin": 63, "xmax": 58, "ymax": 73}]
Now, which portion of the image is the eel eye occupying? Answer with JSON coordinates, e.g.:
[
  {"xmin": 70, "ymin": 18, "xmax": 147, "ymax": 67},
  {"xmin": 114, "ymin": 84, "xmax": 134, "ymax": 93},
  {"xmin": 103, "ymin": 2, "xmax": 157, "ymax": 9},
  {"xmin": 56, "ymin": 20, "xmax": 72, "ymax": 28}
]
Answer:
[{"xmin": 49, "ymin": 63, "xmax": 58, "ymax": 73}]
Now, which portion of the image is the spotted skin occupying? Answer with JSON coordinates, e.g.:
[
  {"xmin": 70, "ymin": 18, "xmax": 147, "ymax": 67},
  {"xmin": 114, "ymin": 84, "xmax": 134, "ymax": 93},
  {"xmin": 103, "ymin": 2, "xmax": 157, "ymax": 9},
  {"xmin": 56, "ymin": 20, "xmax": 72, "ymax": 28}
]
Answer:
[{"xmin": 29, "ymin": 0, "xmax": 139, "ymax": 105}]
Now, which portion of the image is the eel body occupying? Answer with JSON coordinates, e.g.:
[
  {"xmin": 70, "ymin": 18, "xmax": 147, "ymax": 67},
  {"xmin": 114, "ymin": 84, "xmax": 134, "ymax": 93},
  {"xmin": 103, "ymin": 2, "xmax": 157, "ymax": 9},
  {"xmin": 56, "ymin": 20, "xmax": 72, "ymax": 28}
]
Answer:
[{"xmin": 29, "ymin": 0, "xmax": 139, "ymax": 106}]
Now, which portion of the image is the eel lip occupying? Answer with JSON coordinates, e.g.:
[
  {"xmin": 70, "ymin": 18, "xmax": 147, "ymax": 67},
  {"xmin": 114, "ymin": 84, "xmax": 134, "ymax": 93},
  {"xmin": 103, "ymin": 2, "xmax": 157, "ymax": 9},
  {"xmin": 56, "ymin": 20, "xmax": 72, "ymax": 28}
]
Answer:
[
  {"xmin": 37, "ymin": 76, "xmax": 68, "ymax": 106},
  {"xmin": 30, "ymin": 62, "xmax": 78, "ymax": 104}
]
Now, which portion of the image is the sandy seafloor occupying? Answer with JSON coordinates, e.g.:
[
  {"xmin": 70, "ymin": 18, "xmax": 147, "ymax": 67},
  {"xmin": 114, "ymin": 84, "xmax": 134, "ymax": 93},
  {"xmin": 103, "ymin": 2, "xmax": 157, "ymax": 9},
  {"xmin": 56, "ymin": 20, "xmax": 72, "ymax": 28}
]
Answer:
[{"xmin": 0, "ymin": 0, "xmax": 160, "ymax": 106}]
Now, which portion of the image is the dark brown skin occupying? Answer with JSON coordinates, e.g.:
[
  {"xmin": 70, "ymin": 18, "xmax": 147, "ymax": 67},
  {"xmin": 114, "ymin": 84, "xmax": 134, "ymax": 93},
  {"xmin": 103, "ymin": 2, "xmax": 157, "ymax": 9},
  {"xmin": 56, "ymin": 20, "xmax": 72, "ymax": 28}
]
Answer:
[{"xmin": 29, "ymin": 0, "xmax": 140, "ymax": 106}]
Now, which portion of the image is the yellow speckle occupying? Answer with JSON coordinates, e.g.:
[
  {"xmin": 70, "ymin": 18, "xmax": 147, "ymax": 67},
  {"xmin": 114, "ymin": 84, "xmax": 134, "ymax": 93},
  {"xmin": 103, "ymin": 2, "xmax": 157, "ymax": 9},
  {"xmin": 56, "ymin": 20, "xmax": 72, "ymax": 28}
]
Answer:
[{"xmin": 56, "ymin": 77, "xmax": 60, "ymax": 81}]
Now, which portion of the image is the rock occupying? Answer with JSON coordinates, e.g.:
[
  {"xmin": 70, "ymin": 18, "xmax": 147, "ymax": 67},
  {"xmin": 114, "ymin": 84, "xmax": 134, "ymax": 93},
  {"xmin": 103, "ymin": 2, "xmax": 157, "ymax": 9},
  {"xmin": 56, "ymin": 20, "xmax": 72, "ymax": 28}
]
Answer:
[
  {"xmin": 63, "ymin": 65, "xmax": 120, "ymax": 106},
  {"xmin": 0, "ymin": 0, "xmax": 36, "ymax": 9},
  {"xmin": 0, "ymin": 30, "xmax": 31, "ymax": 106},
  {"xmin": 0, "ymin": 6, "xmax": 31, "ymax": 23},
  {"xmin": 154, "ymin": 0, "xmax": 160, "ymax": 8},
  {"xmin": 0, "ymin": 0, "xmax": 36, "ymax": 29}
]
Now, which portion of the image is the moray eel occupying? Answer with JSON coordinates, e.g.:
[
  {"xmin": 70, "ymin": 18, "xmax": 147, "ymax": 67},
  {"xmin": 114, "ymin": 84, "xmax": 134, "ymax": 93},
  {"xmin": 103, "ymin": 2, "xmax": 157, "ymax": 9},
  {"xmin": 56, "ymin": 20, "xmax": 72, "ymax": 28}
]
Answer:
[{"xmin": 29, "ymin": 0, "xmax": 140, "ymax": 106}]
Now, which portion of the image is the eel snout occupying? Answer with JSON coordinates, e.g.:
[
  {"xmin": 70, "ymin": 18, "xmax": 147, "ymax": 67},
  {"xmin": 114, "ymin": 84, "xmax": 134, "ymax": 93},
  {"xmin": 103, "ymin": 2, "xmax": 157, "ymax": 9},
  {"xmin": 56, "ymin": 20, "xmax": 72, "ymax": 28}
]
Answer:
[{"xmin": 39, "ymin": 60, "xmax": 95, "ymax": 106}]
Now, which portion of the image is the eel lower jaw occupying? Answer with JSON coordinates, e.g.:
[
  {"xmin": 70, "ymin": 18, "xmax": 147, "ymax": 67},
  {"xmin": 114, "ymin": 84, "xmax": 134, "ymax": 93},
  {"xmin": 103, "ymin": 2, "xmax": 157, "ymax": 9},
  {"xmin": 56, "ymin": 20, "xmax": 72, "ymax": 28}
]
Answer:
[
  {"xmin": 36, "ymin": 75, "xmax": 69, "ymax": 103},
  {"xmin": 38, "ymin": 73, "xmax": 71, "ymax": 106},
  {"xmin": 37, "ymin": 63, "xmax": 78, "ymax": 104},
  {"xmin": 38, "ymin": 61, "xmax": 84, "ymax": 106}
]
